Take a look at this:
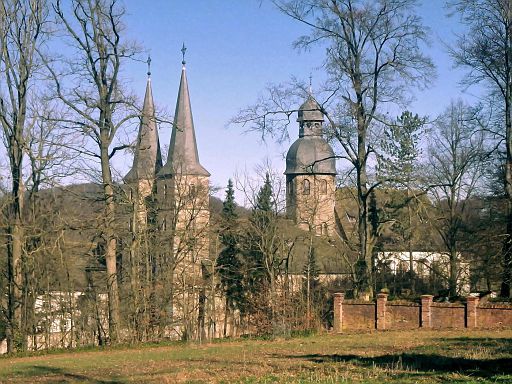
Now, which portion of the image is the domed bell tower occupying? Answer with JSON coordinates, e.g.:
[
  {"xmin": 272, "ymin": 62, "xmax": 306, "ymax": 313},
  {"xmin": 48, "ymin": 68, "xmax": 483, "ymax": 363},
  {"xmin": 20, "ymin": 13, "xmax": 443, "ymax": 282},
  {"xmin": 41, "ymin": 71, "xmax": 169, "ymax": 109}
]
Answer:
[{"xmin": 285, "ymin": 96, "xmax": 336, "ymax": 236}]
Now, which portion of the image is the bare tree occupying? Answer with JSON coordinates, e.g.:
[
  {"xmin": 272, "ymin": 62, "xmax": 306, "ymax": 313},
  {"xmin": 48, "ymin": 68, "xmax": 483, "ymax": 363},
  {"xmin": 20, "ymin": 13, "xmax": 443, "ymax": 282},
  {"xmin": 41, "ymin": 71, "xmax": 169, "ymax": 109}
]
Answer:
[
  {"xmin": 427, "ymin": 100, "xmax": 486, "ymax": 296},
  {"xmin": 233, "ymin": 165, "xmax": 296, "ymax": 335},
  {"xmin": 449, "ymin": 0, "xmax": 512, "ymax": 297},
  {"xmin": 153, "ymin": 170, "xmax": 211, "ymax": 341},
  {"xmin": 45, "ymin": 0, "xmax": 141, "ymax": 342},
  {"xmin": 0, "ymin": 0, "xmax": 47, "ymax": 353},
  {"xmin": 234, "ymin": 0, "xmax": 433, "ymax": 298}
]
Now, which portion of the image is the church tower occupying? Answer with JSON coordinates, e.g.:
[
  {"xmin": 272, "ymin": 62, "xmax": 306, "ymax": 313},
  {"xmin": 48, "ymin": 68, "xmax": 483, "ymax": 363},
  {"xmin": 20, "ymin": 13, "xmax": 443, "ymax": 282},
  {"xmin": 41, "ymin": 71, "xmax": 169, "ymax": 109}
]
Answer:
[
  {"xmin": 124, "ymin": 62, "xmax": 162, "ymax": 227},
  {"xmin": 125, "ymin": 49, "xmax": 211, "ymax": 340},
  {"xmin": 285, "ymin": 96, "xmax": 336, "ymax": 236},
  {"xmin": 156, "ymin": 47, "xmax": 210, "ymax": 280}
]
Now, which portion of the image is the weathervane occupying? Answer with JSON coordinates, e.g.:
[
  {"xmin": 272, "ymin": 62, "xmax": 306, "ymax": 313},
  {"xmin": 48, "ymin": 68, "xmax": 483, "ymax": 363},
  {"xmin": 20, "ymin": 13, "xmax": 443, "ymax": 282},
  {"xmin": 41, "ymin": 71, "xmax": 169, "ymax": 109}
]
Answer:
[
  {"xmin": 181, "ymin": 43, "xmax": 187, "ymax": 65},
  {"xmin": 147, "ymin": 55, "xmax": 151, "ymax": 77},
  {"xmin": 308, "ymin": 73, "xmax": 313, "ymax": 94}
]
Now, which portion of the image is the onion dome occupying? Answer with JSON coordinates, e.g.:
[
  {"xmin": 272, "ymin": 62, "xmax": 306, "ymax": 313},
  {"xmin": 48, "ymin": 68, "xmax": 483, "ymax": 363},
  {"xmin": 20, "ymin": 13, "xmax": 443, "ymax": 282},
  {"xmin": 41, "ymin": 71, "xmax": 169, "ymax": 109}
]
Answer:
[
  {"xmin": 285, "ymin": 136, "xmax": 336, "ymax": 175},
  {"xmin": 285, "ymin": 95, "xmax": 336, "ymax": 175}
]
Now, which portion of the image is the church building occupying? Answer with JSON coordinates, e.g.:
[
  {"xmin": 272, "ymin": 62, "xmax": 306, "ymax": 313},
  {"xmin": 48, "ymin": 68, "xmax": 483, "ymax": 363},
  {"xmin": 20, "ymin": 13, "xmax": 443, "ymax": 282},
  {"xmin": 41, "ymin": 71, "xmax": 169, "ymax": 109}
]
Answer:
[{"xmin": 124, "ymin": 49, "xmax": 210, "ymax": 339}]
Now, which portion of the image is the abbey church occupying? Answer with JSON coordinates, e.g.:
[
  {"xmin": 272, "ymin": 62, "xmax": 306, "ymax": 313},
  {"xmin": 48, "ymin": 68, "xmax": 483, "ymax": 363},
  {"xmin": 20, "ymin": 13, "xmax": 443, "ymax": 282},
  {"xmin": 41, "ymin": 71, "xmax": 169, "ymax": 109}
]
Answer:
[
  {"xmin": 117, "ymin": 53, "xmax": 338, "ymax": 340},
  {"xmin": 0, "ymin": 50, "xmax": 464, "ymax": 353},
  {"xmin": 124, "ymin": 55, "xmax": 210, "ymax": 267},
  {"xmin": 123, "ymin": 55, "xmax": 337, "ymax": 248}
]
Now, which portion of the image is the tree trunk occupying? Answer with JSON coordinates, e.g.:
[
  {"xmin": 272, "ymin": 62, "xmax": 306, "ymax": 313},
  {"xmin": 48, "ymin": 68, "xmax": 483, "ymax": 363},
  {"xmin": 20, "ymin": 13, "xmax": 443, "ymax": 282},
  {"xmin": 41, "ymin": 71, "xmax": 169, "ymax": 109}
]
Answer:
[
  {"xmin": 502, "ymin": 82, "xmax": 512, "ymax": 297},
  {"xmin": 407, "ymin": 198, "xmax": 415, "ymax": 294},
  {"xmin": 128, "ymin": 190, "xmax": 141, "ymax": 341},
  {"xmin": 501, "ymin": 4, "xmax": 512, "ymax": 298},
  {"xmin": 354, "ymin": 71, "xmax": 373, "ymax": 299},
  {"xmin": 6, "ymin": 152, "xmax": 25, "ymax": 352},
  {"xmin": 356, "ymin": 137, "xmax": 372, "ymax": 298},
  {"xmin": 449, "ymin": 249, "xmax": 458, "ymax": 297},
  {"xmin": 100, "ymin": 142, "xmax": 120, "ymax": 343},
  {"xmin": 501, "ymin": 201, "xmax": 512, "ymax": 297},
  {"xmin": 223, "ymin": 297, "xmax": 229, "ymax": 338},
  {"xmin": 7, "ymin": 217, "xmax": 23, "ymax": 353}
]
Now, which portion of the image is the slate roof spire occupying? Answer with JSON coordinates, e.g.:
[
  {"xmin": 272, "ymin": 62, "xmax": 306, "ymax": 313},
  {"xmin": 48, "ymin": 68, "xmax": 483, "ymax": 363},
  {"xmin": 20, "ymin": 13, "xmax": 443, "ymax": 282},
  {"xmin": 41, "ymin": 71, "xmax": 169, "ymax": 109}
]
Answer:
[
  {"xmin": 158, "ymin": 47, "xmax": 210, "ymax": 177},
  {"xmin": 124, "ymin": 57, "xmax": 163, "ymax": 182}
]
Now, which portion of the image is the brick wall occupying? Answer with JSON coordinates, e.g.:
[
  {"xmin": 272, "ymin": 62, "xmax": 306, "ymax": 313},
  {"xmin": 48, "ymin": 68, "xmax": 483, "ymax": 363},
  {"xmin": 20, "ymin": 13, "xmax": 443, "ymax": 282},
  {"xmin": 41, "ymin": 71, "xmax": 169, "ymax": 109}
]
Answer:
[
  {"xmin": 431, "ymin": 304, "xmax": 465, "ymax": 329},
  {"xmin": 334, "ymin": 293, "xmax": 512, "ymax": 331},
  {"xmin": 343, "ymin": 303, "xmax": 375, "ymax": 330},
  {"xmin": 387, "ymin": 303, "xmax": 420, "ymax": 330},
  {"xmin": 478, "ymin": 305, "xmax": 512, "ymax": 328}
]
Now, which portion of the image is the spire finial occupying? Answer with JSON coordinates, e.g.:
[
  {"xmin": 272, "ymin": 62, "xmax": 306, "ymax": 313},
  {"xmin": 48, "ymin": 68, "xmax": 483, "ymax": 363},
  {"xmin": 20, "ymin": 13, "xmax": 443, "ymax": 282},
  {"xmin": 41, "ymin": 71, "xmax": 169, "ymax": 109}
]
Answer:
[
  {"xmin": 147, "ymin": 55, "xmax": 152, "ymax": 77},
  {"xmin": 181, "ymin": 43, "xmax": 187, "ymax": 66},
  {"xmin": 308, "ymin": 73, "xmax": 313, "ymax": 94}
]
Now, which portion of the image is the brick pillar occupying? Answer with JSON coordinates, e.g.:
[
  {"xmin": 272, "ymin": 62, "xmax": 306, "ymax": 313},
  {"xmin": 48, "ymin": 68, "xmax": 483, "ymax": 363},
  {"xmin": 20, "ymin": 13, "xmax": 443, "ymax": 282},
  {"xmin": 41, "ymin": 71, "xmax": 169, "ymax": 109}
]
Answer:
[
  {"xmin": 420, "ymin": 295, "xmax": 433, "ymax": 328},
  {"xmin": 466, "ymin": 296, "xmax": 479, "ymax": 329},
  {"xmin": 376, "ymin": 293, "xmax": 388, "ymax": 330},
  {"xmin": 333, "ymin": 292, "xmax": 344, "ymax": 333}
]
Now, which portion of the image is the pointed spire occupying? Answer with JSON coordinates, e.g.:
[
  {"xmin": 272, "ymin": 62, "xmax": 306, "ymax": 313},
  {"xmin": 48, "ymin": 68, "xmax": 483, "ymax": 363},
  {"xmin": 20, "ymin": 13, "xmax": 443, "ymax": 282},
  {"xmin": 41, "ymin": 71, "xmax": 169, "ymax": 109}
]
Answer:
[
  {"xmin": 158, "ymin": 51, "xmax": 209, "ymax": 178},
  {"xmin": 124, "ymin": 73, "xmax": 162, "ymax": 183}
]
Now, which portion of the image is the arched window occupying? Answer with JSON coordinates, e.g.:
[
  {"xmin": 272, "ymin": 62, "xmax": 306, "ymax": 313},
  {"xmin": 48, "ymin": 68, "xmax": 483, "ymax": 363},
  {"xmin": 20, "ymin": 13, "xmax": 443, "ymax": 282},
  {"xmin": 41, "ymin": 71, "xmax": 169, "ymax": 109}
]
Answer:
[
  {"xmin": 320, "ymin": 179, "xmax": 327, "ymax": 194},
  {"xmin": 303, "ymin": 179, "xmax": 310, "ymax": 195}
]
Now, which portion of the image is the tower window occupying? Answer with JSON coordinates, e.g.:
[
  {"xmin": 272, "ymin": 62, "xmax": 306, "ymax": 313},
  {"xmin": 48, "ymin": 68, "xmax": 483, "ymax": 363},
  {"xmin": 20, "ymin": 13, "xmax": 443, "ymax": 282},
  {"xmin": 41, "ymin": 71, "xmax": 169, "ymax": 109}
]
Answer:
[
  {"xmin": 163, "ymin": 183, "xmax": 168, "ymax": 199},
  {"xmin": 320, "ymin": 179, "xmax": 327, "ymax": 194},
  {"xmin": 288, "ymin": 180, "xmax": 294, "ymax": 196},
  {"xmin": 303, "ymin": 179, "xmax": 310, "ymax": 195},
  {"xmin": 189, "ymin": 184, "xmax": 197, "ymax": 198}
]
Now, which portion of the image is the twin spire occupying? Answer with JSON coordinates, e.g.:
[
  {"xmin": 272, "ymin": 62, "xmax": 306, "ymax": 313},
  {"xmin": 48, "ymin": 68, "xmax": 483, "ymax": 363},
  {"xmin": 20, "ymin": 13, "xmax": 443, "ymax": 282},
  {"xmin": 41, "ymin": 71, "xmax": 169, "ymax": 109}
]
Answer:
[
  {"xmin": 125, "ymin": 46, "xmax": 209, "ymax": 183},
  {"xmin": 124, "ymin": 60, "xmax": 162, "ymax": 182}
]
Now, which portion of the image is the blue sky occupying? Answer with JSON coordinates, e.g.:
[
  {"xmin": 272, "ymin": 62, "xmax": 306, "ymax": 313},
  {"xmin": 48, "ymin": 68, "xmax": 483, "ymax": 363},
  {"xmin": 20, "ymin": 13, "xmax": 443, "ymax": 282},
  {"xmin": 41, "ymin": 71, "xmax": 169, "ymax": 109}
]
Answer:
[{"xmin": 118, "ymin": 0, "xmax": 480, "ymax": 199}]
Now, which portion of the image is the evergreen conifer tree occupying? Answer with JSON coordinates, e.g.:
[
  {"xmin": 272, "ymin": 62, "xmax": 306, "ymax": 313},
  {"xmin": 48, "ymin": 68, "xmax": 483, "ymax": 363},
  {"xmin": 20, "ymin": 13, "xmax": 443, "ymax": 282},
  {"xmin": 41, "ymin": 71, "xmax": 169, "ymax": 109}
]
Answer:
[
  {"xmin": 240, "ymin": 173, "xmax": 282, "ymax": 331},
  {"xmin": 379, "ymin": 111, "xmax": 426, "ymax": 294},
  {"xmin": 216, "ymin": 180, "xmax": 243, "ymax": 331},
  {"xmin": 248, "ymin": 173, "xmax": 275, "ymax": 285}
]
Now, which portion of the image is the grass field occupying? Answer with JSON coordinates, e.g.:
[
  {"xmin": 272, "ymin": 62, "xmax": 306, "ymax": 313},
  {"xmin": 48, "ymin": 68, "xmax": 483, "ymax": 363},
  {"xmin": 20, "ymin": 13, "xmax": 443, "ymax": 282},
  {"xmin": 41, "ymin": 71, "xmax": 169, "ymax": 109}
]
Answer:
[{"xmin": 0, "ymin": 329, "xmax": 511, "ymax": 383}]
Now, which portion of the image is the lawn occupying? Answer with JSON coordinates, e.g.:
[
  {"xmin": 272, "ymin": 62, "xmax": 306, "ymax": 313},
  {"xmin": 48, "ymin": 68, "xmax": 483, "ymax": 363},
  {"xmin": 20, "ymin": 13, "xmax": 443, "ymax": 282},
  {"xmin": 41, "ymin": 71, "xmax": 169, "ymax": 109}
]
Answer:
[{"xmin": 0, "ymin": 330, "xmax": 511, "ymax": 383}]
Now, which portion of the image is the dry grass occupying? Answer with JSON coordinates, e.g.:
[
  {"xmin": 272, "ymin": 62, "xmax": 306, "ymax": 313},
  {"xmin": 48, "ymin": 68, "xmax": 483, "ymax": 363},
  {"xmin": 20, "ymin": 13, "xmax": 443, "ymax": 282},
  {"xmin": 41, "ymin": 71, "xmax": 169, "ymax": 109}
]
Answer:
[{"xmin": 0, "ymin": 329, "xmax": 511, "ymax": 383}]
